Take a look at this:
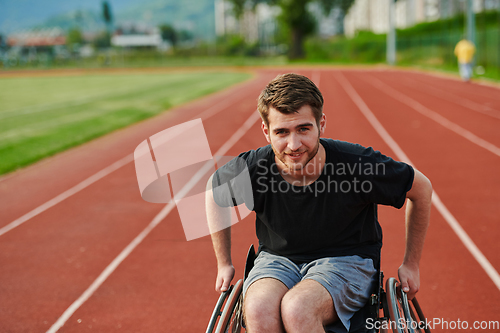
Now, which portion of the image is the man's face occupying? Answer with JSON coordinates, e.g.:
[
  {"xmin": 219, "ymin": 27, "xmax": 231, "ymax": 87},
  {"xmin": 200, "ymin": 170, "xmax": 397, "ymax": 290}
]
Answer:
[{"xmin": 262, "ymin": 105, "xmax": 326, "ymax": 173}]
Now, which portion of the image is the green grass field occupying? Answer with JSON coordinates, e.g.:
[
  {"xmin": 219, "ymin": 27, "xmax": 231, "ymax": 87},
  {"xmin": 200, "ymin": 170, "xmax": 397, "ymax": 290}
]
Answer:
[{"xmin": 0, "ymin": 70, "xmax": 251, "ymax": 175}]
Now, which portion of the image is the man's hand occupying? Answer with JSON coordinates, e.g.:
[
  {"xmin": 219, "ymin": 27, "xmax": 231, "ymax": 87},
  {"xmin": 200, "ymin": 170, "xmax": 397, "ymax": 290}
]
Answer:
[
  {"xmin": 216, "ymin": 264, "xmax": 235, "ymax": 293},
  {"xmin": 398, "ymin": 262, "xmax": 420, "ymax": 300}
]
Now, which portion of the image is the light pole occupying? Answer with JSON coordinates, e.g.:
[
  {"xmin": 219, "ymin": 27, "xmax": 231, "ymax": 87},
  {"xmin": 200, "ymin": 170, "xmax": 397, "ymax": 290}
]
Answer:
[
  {"xmin": 387, "ymin": 0, "xmax": 396, "ymax": 66},
  {"xmin": 465, "ymin": 0, "xmax": 475, "ymax": 44}
]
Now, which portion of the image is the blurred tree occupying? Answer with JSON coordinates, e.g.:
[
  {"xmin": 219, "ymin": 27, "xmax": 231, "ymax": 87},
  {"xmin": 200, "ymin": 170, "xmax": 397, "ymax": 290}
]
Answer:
[
  {"xmin": 177, "ymin": 30, "xmax": 194, "ymax": 42},
  {"xmin": 94, "ymin": 31, "xmax": 112, "ymax": 48},
  {"xmin": 67, "ymin": 28, "xmax": 84, "ymax": 47},
  {"xmin": 228, "ymin": 0, "xmax": 354, "ymax": 59},
  {"xmin": 159, "ymin": 24, "xmax": 178, "ymax": 46},
  {"xmin": 102, "ymin": 1, "xmax": 113, "ymax": 33},
  {"xmin": 0, "ymin": 33, "xmax": 6, "ymax": 53},
  {"xmin": 324, "ymin": 0, "xmax": 356, "ymax": 35},
  {"xmin": 101, "ymin": 1, "xmax": 113, "ymax": 50}
]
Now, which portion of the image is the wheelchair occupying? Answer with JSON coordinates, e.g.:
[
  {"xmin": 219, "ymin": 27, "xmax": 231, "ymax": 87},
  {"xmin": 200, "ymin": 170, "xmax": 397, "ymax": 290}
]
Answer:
[{"xmin": 206, "ymin": 245, "xmax": 431, "ymax": 333}]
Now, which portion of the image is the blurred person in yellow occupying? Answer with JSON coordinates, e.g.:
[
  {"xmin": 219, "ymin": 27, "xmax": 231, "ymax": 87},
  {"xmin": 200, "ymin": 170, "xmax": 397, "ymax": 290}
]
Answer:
[{"xmin": 454, "ymin": 38, "xmax": 476, "ymax": 82}]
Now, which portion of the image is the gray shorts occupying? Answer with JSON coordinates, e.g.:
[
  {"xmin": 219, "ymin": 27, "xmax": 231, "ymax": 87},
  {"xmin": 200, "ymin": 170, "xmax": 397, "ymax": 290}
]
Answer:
[{"xmin": 243, "ymin": 251, "xmax": 377, "ymax": 333}]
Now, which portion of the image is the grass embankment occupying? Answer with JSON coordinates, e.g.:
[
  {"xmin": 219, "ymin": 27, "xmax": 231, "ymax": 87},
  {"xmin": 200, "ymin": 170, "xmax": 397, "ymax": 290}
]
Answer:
[
  {"xmin": 0, "ymin": 70, "xmax": 251, "ymax": 175},
  {"xmin": 1, "ymin": 53, "xmax": 289, "ymax": 71}
]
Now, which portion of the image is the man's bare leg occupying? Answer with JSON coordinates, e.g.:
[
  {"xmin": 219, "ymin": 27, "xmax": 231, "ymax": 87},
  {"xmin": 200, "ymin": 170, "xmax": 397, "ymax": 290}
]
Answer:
[
  {"xmin": 281, "ymin": 279, "xmax": 338, "ymax": 333},
  {"xmin": 243, "ymin": 278, "xmax": 288, "ymax": 333}
]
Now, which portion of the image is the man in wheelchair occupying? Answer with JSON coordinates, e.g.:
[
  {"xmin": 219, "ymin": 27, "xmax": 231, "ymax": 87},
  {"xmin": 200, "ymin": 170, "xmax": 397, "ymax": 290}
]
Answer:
[{"xmin": 206, "ymin": 73, "xmax": 432, "ymax": 333}]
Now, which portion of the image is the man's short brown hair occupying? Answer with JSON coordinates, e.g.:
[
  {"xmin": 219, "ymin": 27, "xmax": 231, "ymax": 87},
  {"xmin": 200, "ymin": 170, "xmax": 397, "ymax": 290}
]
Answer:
[{"xmin": 257, "ymin": 73, "xmax": 324, "ymax": 127}]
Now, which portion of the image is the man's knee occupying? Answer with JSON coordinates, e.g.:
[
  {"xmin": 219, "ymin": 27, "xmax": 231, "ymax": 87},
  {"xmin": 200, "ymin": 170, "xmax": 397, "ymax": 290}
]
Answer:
[
  {"xmin": 281, "ymin": 293, "xmax": 313, "ymax": 329},
  {"xmin": 280, "ymin": 280, "xmax": 337, "ymax": 331},
  {"xmin": 243, "ymin": 278, "xmax": 288, "ymax": 332},
  {"xmin": 243, "ymin": 295, "xmax": 281, "ymax": 331}
]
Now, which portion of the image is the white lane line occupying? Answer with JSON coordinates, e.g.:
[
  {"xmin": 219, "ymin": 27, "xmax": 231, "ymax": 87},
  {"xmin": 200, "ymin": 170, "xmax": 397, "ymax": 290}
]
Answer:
[
  {"xmin": 45, "ymin": 202, "xmax": 174, "ymax": 333},
  {"xmin": 0, "ymin": 156, "xmax": 133, "ymax": 237},
  {"xmin": 0, "ymin": 83, "xmax": 257, "ymax": 237},
  {"xmin": 312, "ymin": 71, "xmax": 321, "ymax": 88},
  {"xmin": 334, "ymin": 71, "xmax": 500, "ymax": 291},
  {"xmin": 198, "ymin": 85, "xmax": 253, "ymax": 120},
  {"xmin": 411, "ymin": 73, "xmax": 500, "ymax": 102},
  {"xmin": 396, "ymin": 76, "xmax": 500, "ymax": 120},
  {"xmin": 362, "ymin": 75, "xmax": 500, "ymax": 157},
  {"xmin": 46, "ymin": 110, "xmax": 261, "ymax": 333}
]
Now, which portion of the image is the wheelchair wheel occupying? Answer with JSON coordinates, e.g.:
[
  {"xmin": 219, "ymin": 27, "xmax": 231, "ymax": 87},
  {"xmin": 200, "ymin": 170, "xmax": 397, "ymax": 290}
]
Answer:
[
  {"xmin": 206, "ymin": 279, "xmax": 244, "ymax": 333},
  {"xmin": 408, "ymin": 298, "xmax": 431, "ymax": 333},
  {"xmin": 386, "ymin": 278, "xmax": 431, "ymax": 333},
  {"xmin": 206, "ymin": 287, "xmax": 231, "ymax": 333}
]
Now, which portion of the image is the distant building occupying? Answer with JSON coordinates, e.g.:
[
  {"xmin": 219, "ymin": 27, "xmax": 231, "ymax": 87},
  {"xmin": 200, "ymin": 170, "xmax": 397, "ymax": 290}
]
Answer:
[
  {"xmin": 7, "ymin": 28, "xmax": 66, "ymax": 47},
  {"xmin": 215, "ymin": 0, "xmax": 278, "ymax": 42},
  {"xmin": 343, "ymin": 0, "xmax": 499, "ymax": 38},
  {"xmin": 4, "ymin": 27, "xmax": 68, "ymax": 62},
  {"xmin": 309, "ymin": 3, "xmax": 344, "ymax": 37},
  {"xmin": 214, "ymin": 0, "xmax": 341, "ymax": 44},
  {"xmin": 344, "ymin": 0, "xmax": 426, "ymax": 37},
  {"xmin": 111, "ymin": 23, "xmax": 169, "ymax": 50},
  {"xmin": 111, "ymin": 34, "xmax": 163, "ymax": 48}
]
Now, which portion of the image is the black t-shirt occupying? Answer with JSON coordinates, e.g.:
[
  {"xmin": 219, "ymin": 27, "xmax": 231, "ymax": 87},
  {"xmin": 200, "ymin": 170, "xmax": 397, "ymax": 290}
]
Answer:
[{"xmin": 212, "ymin": 138, "xmax": 414, "ymax": 266}]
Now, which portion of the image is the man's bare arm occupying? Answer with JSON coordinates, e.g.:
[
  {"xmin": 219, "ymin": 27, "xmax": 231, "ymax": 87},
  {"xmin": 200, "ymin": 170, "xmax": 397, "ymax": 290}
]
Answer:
[
  {"xmin": 206, "ymin": 175, "xmax": 235, "ymax": 292},
  {"xmin": 399, "ymin": 168, "xmax": 432, "ymax": 300}
]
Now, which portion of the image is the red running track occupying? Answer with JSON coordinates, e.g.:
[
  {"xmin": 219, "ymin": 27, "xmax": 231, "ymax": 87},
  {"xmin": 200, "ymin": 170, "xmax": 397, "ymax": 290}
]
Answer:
[{"xmin": 0, "ymin": 68, "xmax": 499, "ymax": 332}]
